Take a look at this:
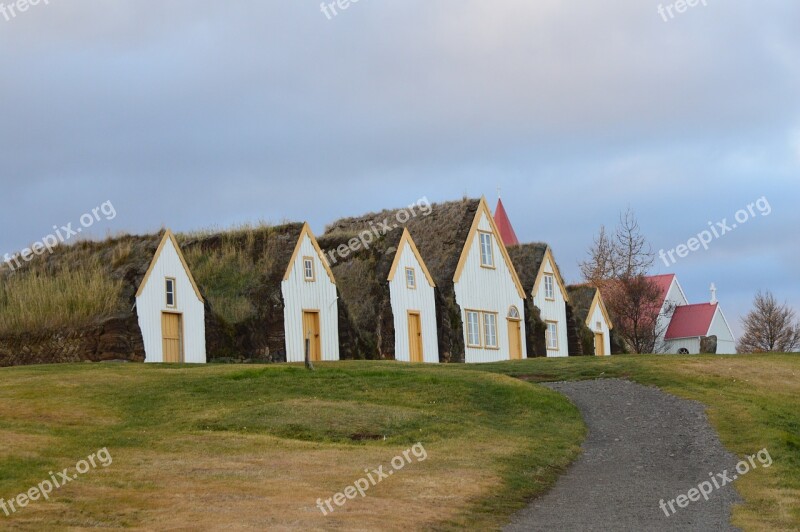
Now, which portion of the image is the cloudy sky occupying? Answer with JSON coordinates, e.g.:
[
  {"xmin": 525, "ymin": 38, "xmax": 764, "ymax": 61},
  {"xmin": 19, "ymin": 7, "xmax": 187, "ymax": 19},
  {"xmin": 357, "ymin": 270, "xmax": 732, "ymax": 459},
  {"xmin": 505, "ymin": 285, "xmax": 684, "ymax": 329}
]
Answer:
[{"xmin": 1, "ymin": 1, "xmax": 798, "ymax": 336}]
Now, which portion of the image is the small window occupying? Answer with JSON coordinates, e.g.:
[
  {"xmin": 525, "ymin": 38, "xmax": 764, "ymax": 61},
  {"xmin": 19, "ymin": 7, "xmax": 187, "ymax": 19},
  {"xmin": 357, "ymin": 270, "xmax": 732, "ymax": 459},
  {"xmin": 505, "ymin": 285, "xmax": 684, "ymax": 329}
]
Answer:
[
  {"xmin": 596, "ymin": 321, "xmax": 602, "ymax": 332},
  {"xmin": 479, "ymin": 232, "xmax": 495, "ymax": 268},
  {"xmin": 165, "ymin": 278, "xmax": 176, "ymax": 308},
  {"xmin": 466, "ymin": 311, "xmax": 482, "ymax": 347},
  {"xmin": 544, "ymin": 274, "xmax": 556, "ymax": 300},
  {"xmin": 303, "ymin": 257, "xmax": 315, "ymax": 281},
  {"xmin": 508, "ymin": 306, "xmax": 521, "ymax": 320},
  {"xmin": 405, "ymin": 267, "xmax": 417, "ymax": 289},
  {"xmin": 546, "ymin": 322, "xmax": 559, "ymax": 350},
  {"xmin": 483, "ymin": 313, "xmax": 498, "ymax": 348}
]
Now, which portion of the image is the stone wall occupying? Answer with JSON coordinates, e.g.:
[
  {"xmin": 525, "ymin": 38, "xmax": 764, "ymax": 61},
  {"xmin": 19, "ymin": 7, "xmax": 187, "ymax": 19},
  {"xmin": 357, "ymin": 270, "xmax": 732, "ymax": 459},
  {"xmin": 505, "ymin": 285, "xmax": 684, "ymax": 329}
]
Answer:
[{"xmin": 0, "ymin": 316, "xmax": 145, "ymax": 367}]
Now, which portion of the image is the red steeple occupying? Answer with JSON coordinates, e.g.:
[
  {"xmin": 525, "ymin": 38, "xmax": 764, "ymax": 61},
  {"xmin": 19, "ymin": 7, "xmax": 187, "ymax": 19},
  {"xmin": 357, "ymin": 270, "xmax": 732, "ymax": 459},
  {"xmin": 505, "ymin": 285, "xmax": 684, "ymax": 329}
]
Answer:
[{"xmin": 493, "ymin": 198, "xmax": 520, "ymax": 246}]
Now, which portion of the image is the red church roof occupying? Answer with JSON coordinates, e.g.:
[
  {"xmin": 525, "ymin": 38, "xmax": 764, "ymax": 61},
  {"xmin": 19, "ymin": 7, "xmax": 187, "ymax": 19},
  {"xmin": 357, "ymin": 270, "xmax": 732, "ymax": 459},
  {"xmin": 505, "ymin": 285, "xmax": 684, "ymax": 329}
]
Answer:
[
  {"xmin": 493, "ymin": 198, "xmax": 519, "ymax": 246},
  {"xmin": 645, "ymin": 274, "xmax": 675, "ymax": 304},
  {"xmin": 665, "ymin": 303, "xmax": 717, "ymax": 339}
]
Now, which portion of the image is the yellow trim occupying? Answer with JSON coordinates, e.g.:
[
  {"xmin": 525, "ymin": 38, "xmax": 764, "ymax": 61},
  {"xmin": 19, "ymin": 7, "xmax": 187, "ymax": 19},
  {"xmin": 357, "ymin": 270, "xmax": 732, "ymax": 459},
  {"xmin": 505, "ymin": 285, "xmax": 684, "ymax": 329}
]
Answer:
[
  {"xmin": 545, "ymin": 320, "xmax": 560, "ymax": 351},
  {"xmin": 387, "ymin": 228, "xmax": 436, "ymax": 288},
  {"xmin": 531, "ymin": 247, "xmax": 570, "ymax": 302},
  {"xmin": 464, "ymin": 309, "xmax": 484, "ymax": 348},
  {"xmin": 586, "ymin": 290, "xmax": 614, "ymax": 330},
  {"xmin": 302, "ymin": 256, "xmax": 316, "ymax": 282},
  {"xmin": 137, "ymin": 230, "xmax": 204, "ymax": 304},
  {"xmin": 477, "ymin": 230, "xmax": 496, "ymax": 269},
  {"xmin": 165, "ymin": 277, "xmax": 177, "ymax": 308},
  {"xmin": 283, "ymin": 223, "xmax": 337, "ymax": 285},
  {"xmin": 482, "ymin": 311, "xmax": 500, "ymax": 350},
  {"xmin": 453, "ymin": 197, "xmax": 526, "ymax": 299},
  {"xmin": 405, "ymin": 267, "xmax": 417, "ymax": 289}
]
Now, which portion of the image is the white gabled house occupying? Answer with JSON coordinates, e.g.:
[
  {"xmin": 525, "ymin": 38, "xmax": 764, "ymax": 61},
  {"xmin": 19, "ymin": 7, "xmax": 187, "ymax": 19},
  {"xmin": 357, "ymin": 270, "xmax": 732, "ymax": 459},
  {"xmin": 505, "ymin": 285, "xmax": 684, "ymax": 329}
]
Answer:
[
  {"xmin": 649, "ymin": 274, "xmax": 737, "ymax": 355},
  {"xmin": 322, "ymin": 197, "xmax": 527, "ymax": 363},
  {"xmin": 567, "ymin": 285, "xmax": 614, "ymax": 356},
  {"xmin": 136, "ymin": 230, "xmax": 207, "ymax": 363},
  {"xmin": 453, "ymin": 198, "xmax": 528, "ymax": 363},
  {"xmin": 387, "ymin": 229, "xmax": 440, "ymax": 363},
  {"xmin": 507, "ymin": 243, "xmax": 571, "ymax": 358},
  {"xmin": 282, "ymin": 223, "xmax": 340, "ymax": 363}
]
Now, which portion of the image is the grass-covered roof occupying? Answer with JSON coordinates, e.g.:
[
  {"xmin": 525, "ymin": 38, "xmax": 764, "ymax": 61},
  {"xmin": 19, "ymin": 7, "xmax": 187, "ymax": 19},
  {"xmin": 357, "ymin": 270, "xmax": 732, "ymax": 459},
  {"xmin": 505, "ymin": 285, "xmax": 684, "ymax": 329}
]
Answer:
[
  {"xmin": 507, "ymin": 243, "xmax": 549, "ymax": 295},
  {"xmin": 0, "ymin": 233, "xmax": 163, "ymax": 335}
]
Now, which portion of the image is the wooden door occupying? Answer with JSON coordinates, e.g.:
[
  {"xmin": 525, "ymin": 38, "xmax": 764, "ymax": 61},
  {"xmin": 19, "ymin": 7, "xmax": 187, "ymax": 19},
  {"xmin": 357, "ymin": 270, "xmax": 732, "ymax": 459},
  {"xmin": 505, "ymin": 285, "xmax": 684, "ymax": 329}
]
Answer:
[
  {"xmin": 408, "ymin": 312, "xmax": 423, "ymax": 363},
  {"xmin": 162, "ymin": 313, "xmax": 183, "ymax": 363},
  {"xmin": 508, "ymin": 319, "xmax": 522, "ymax": 360},
  {"xmin": 303, "ymin": 311, "xmax": 322, "ymax": 361},
  {"xmin": 594, "ymin": 333, "xmax": 605, "ymax": 356}
]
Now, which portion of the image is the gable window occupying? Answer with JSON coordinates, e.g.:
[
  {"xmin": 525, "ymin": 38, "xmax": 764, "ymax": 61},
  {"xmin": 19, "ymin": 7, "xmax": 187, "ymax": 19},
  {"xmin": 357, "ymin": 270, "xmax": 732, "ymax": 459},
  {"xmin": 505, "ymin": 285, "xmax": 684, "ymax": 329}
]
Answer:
[
  {"xmin": 303, "ymin": 257, "xmax": 315, "ymax": 281},
  {"xmin": 596, "ymin": 321, "xmax": 602, "ymax": 332},
  {"xmin": 405, "ymin": 267, "xmax": 417, "ymax": 289},
  {"xmin": 478, "ymin": 231, "xmax": 495, "ymax": 268},
  {"xmin": 165, "ymin": 278, "xmax": 176, "ymax": 308},
  {"xmin": 466, "ymin": 311, "xmax": 482, "ymax": 347},
  {"xmin": 546, "ymin": 321, "xmax": 559, "ymax": 350},
  {"xmin": 544, "ymin": 274, "xmax": 556, "ymax": 300},
  {"xmin": 483, "ymin": 312, "xmax": 498, "ymax": 349}
]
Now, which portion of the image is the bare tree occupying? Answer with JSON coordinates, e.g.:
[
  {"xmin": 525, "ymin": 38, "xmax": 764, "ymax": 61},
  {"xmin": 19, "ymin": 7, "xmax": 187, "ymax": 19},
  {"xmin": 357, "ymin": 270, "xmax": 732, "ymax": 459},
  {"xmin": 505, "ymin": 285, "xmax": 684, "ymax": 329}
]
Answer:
[
  {"xmin": 580, "ymin": 209, "xmax": 663, "ymax": 354},
  {"xmin": 613, "ymin": 208, "xmax": 654, "ymax": 278},
  {"xmin": 737, "ymin": 291, "xmax": 800, "ymax": 353},
  {"xmin": 579, "ymin": 225, "xmax": 615, "ymax": 287}
]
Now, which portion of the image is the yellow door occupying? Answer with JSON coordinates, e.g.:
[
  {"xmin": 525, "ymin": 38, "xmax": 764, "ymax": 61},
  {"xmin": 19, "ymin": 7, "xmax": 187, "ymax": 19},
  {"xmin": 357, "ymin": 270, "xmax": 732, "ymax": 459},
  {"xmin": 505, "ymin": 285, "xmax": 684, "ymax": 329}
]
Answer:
[
  {"xmin": 162, "ymin": 313, "xmax": 183, "ymax": 363},
  {"xmin": 303, "ymin": 311, "xmax": 322, "ymax": 361},
  {"xmin": 408, "ymin": 312, "xmax": 423, "ymax": 363},
  {"xmin": 508, "ymin": 319, "xmax": 522, "ymax": 360},
  {"xmin": 594, "ymin": 333, "xmax": 605, "ymax": 356}
]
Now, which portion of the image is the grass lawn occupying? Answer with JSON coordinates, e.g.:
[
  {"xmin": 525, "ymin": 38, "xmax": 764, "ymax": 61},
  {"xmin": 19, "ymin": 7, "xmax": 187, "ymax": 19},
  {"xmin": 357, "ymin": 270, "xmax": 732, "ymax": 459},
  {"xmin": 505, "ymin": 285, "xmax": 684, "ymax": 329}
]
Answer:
[
  {"xmin": 0, "ymin": 363, "xmax": 583, "ymax": 530},
  {"xmin": 1, "ymin": 355, "xmax": 797, "ymax": 531},
  {"xmin": 475, "ymin": 353, "xmax": 800, "ymax": 531}
]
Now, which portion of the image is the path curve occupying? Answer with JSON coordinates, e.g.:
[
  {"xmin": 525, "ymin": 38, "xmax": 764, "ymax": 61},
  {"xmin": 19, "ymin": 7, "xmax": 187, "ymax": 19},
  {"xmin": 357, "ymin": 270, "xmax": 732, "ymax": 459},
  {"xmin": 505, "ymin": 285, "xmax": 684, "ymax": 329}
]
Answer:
[{"xmin": 505, "ymin": 379, "xmax": 741, "ymax": 532}]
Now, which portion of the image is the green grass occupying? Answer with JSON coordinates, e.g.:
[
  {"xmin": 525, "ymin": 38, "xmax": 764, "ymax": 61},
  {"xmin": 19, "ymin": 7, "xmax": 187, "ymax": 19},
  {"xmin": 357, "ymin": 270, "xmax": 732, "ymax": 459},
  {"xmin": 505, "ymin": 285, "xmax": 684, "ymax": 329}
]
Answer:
[
  {"xmin": 0, "ymin": 362, "xmax": 583, "ymax": 530},
  {"xmin": 473, "ymin": 354, "xmax": 800, "ymax": 531},
  {"xmin": 1, "ymin": 355, "xmax": 796, "ymax": 530}
]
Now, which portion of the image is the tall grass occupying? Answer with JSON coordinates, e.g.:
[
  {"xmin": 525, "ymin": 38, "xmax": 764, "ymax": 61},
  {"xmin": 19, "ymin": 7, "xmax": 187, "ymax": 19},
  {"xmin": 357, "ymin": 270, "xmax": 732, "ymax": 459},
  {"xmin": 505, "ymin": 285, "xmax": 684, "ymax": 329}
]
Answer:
[
  {"xmin": 0, "ymin": 260, "xmax": 126, "ymax": 335},
  {"xmin": 181, "ymin": 225, "xmax": 278, "ymax": 324}
]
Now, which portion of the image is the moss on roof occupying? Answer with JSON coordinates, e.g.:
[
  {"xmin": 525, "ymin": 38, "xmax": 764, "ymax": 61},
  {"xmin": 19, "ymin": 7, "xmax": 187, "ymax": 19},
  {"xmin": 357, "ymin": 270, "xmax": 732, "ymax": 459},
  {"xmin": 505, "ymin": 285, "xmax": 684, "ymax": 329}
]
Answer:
[
  {"xmin": 566, "ymin": 285, "xmax": 598, "ymax": 326},
  {"xmin": 0, "ymin": 233, "xmax": 163, "ymax": 335},
  {"xmin": 507, "ymin": 243, "xmax": 549, "ymax": 294}
]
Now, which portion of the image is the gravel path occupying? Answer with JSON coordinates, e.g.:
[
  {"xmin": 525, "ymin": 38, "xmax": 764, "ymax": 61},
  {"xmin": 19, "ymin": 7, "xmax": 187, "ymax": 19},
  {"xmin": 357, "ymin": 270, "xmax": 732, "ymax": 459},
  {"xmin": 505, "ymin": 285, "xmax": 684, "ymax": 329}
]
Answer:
[{"xmin": 505, "ymin": 379, "xmax": 741, "ymax": 532}]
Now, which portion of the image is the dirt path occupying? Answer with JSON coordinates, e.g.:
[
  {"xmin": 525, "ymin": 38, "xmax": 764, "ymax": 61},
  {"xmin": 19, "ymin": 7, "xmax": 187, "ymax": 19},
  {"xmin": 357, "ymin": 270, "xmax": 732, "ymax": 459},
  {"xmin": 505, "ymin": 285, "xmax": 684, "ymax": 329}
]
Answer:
[{"xmin": 505, "ymin": 379, "xmax": 741, "ymax": 531}]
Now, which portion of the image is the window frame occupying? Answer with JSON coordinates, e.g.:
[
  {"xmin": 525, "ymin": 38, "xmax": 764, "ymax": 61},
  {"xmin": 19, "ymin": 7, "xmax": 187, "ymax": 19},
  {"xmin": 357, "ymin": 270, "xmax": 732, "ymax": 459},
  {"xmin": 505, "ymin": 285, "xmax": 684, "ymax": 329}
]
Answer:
[
  {"xmin": 483, "ymin": 312, "xmax": 499, "ymax": 350},
  {"xmin": 302, "ymin": 256, "xmax": 316, "ymax": 282},
  {"xmin": 543, "ymin": 274, "xmax": 556, "ymax": 301},
  {"xmin": 478, "ymin": 230, "xmax": 496, "ymax": 269},
  {"xmin": 465, "ymin": 310, "xmax": 483, "ymax": 348},
  {"xmin": 546, "ymin": 320, "xmax": 559, "ymax": 351},
  {"xmin": 165, "ymin": 277, "xmax": 177, "ymax": 309},
  {"xmin": 405, "ymin": 267, "xmax": 417, "ymax": 290}
]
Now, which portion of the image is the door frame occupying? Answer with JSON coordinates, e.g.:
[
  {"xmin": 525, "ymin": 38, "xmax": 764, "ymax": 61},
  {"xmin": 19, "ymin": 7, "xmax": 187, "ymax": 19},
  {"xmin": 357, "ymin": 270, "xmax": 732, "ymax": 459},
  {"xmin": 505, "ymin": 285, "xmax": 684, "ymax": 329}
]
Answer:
[
  {"xmin": 302, "ymin": 309, "xmax": 322, "ymax": 362},
  {"xmin": 161, "ymin": 310, "xmax": 185, "ymax": 363},
  {"xmin": 407, "ymin": 310, "xmax": 423, "ymax": 363},
  {"xmin": 507, "ymin": 317, "xmax": 523, "ymax": 360},
  {"xmin": 594, "ymin": 332, "xmax": 605, "ymax": 357}
]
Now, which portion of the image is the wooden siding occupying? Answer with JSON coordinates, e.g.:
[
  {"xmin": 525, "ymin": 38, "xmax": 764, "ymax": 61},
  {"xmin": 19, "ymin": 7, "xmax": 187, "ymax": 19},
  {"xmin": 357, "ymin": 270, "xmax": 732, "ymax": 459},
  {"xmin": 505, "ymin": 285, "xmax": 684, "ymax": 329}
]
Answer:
[
  {"xmin": 389, "ymin": 241, "xmax": 439, "ymax": 363},
  {"xmin": 532, "ymin": 256, "xmax": 569, "ymax": 357},
  {"xmin": 281, "ymin": 233, "xmax": 340, "ymax": 362},
  {"xmin": 454, "ymin": 211, "xmax": 527, "ymax": 363},
  {"xmin": 136, "ymin": 238, "xmax": 206, "ymax": 363}
]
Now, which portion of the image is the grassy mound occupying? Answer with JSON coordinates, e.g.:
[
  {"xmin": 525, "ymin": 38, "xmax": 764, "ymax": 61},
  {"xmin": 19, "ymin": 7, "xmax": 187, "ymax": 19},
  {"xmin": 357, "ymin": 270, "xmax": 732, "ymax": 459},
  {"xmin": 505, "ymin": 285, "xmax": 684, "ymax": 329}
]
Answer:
[{"xmin": 0, "ymin": 362, "xmax": 583, "ymax": 530}]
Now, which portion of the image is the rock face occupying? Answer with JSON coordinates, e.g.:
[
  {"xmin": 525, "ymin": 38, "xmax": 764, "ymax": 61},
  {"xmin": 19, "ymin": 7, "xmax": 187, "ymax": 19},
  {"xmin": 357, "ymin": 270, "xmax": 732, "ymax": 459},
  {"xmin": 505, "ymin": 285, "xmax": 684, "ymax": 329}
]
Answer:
[
  {"xmin": 0, "ymin": 316, "xmax": 145, "ymax": 367},
  {"xmin": 700, "ymin": 335, "xmax": 718, "ymax": 354}
]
